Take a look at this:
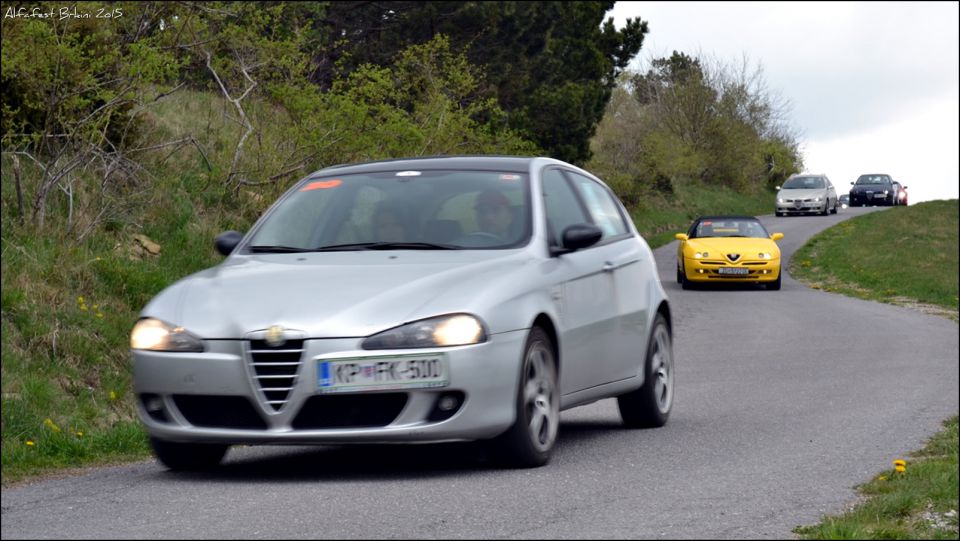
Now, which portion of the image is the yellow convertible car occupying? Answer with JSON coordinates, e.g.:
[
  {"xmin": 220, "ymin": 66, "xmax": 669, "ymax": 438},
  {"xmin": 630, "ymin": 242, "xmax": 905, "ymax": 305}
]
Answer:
[{"xmin": 675, "ymin": 216, "xmax": 784, "ymax": 290}]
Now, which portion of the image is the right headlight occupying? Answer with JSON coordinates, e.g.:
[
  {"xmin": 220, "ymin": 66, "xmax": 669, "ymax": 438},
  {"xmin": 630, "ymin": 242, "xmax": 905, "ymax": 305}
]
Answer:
[
  {"xmin": 130, "ymin": 318, "xmax": 205, "ymax": 352},
  {"xmin": 362, "ymin": 314, "xmax": 487, "ymax": 350}
]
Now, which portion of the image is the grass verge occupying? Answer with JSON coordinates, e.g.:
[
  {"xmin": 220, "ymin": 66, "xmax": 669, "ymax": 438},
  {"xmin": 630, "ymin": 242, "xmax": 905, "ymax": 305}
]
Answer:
[
  {"xmin": 789, "ymin": 200, "xmax": 959, "ymax": 322},
  {"xmin": 794, "ymin": 416, "xmax": 959, "ymax": 540}
]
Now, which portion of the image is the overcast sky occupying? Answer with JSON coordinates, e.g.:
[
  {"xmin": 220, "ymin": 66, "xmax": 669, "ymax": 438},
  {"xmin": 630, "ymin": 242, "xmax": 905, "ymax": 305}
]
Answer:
[{"xmin": 607, "ymin": 1, "xmax": 959, "ymax": 203}]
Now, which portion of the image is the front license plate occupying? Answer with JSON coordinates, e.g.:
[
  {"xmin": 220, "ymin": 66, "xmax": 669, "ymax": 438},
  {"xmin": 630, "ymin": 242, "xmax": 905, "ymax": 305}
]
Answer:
[
  {"xmin": 874, "ymin": 193, "xmax": 886, "ymax": 198},
  {"xmin": 718, "ymin": 267, "xmax": 749, "ymax": 275},
  {"xmin": 317, "ymin": 353, "xmax": 448, "ymax": 393}
]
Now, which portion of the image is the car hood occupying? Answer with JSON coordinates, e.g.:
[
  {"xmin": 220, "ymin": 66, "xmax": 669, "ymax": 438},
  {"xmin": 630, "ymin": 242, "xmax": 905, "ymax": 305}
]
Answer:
[
  {"xmin": 682, "ymin": 237, "xmax": 780, "ymax": 258},
  {"xmin": 850, "ymin": 184, "xmax": 889, "ymax": 193},
  {"xmin": 778, "ymin": 188, "xmax": 825, "ymax": 199},
  {"xmin": 142, "ymin": 251, "xmax": 530, "ymax": 339}
]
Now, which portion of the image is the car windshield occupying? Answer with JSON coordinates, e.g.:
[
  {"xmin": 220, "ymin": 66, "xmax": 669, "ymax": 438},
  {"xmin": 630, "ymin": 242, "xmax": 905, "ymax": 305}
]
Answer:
[
  {"xmin": 691, "ymin": 218, "xmax": 769, "ymax": 239},
  {"xmin": 782, "ymin": 176, "xmax": 824, "ymax": 189},
  {"xmin": 246, "ymin": 169, "xmax": 531, "ymax": 251},
  {"xmin": 856, "ymin": 175, "xmax": 891, "ymax": 185}
]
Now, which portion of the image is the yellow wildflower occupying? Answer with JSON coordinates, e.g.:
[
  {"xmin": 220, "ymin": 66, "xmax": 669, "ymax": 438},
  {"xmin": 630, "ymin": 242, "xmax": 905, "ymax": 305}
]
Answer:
[
  {"xmin": 26, "ymin": 440, "xmax": 35, "ymax": 447},
  {"xmin": 878, "ymin": 476, "xmax": 887, "ymax": 481},
  {"xmin": 893, "ymin": 459, "xmax": 906, "ymax": 473},
  {"xmin": 77, "ymin": 296, "xmax": 84, "ymax": 303},
  {"xmin": 43, "ymin": 418, "xmax": 61, "ymax": 432},
  {"xmin": 75, "ymin": 431, "xmax": 84, "ymax": 438},
  {"xmin": 96, "ymin": 312, "xmax": 104, "ymax": 318},
  {"xmin": 109, "ymin": 391, "xmax": 117, "ymax": 401},
  {"xmin": 81, "ymin": 304, "xmax": 88, "ymax": 311}
]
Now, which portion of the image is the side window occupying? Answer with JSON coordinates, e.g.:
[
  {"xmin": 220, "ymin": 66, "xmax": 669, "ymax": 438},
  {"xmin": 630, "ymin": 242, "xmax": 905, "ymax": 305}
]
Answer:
[
  {"xmin": 542, "ymin": 169, "xmax": 590, "ymax": 247},
  {"xmin": 566, "ymin": 172, "xmax": 629, "ymax": 239}
]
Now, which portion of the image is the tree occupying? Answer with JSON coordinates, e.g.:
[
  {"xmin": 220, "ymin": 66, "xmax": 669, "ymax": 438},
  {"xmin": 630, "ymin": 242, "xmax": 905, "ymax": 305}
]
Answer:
[{"xmin": 305, "ymin": 1, "xmax": 648, "ymax": 164}]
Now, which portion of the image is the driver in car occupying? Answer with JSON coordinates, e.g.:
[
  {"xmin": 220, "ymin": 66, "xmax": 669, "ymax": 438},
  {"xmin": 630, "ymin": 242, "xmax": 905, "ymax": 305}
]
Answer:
[{"xmin": 474, "ymin": 189, "xmax": 517, "ymax": 242}]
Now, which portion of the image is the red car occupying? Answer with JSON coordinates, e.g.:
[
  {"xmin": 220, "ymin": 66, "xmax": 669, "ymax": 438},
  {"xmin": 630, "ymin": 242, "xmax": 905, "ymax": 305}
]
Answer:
[{"xmin": 893, "ymin": 181, "xmax": 909, "ymax": 206}]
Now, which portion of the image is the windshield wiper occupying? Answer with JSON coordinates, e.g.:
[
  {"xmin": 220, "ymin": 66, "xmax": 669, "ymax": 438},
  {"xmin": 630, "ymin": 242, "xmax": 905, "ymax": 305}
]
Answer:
[
  {"xmin": 248, "ymin": 245, "xmax": 312, "ymax": 253},
  {"xmin": 314, "ymin": 242, "xmax": 459, "ymax": 251}
]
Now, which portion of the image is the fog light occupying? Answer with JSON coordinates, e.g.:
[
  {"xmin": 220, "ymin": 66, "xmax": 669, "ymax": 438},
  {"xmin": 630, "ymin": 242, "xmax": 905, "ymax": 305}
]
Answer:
[
  {"xmin": 140, "ymin": 393, "xmax": 169, "ymax": 423},
  {"xmin": 427, "ymin": 391, "xmax": 465, "ymax": 422},
  {"xmin": 438, "ymin": 395, "xmax": 459, "ymax": 412},
  {"xmin": 145, "ymin": 395, "xmax": 163, "ymax": 413}
]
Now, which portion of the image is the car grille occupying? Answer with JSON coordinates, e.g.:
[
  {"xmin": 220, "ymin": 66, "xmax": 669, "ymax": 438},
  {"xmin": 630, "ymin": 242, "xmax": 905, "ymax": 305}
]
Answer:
[
  {"xmin": 246, "ymin": 339, "xmax": 305, "ymax": 412},
  {"xmin": 291, "ymin": 393, "xmax": 408, "ymax": 429},
  {"xmin": 172, "ymin": 395, "xmax": 268, "ymax": 429}
]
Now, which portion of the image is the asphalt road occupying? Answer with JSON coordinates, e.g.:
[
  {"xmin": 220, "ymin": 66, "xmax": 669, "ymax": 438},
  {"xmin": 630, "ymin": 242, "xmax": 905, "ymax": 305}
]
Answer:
[{"xmin": 3, "ymin": 206, "xmax": 957, "ymax": 539}]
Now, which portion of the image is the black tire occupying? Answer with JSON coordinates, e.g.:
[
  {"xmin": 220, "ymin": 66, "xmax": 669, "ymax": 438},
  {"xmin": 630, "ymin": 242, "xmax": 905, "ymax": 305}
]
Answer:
[
  {"xmin": 489, "ymin": 327, "xmax": 559, "ymax": 468},
  {"xmin": 768, "ymin": 266, "xmax": 782, "ymax": 290},
  {"xmin": 618, "ymin": 313, "xmax": 673, "ymax": 428},
  {"xmin": 775, "ymin": 211, "xmax": 783, "ymax": 217},
  {"xmin": 676, "ymin": 266, "xmax": 683, "ymax": 285},
  {"xmin": 150, "ymin": 437, "xmax": 228, "ymax": 471}
]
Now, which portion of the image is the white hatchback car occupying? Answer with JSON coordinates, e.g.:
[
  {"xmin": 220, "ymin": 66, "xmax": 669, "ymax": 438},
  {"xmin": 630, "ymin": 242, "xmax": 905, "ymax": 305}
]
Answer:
[
  {"xmin": 775, "ymin": 173, "xmax": 839, "ymax": 216},
  {"xmin": 131, "ymin": 156, "xmax": 674, "ymax": 470}
]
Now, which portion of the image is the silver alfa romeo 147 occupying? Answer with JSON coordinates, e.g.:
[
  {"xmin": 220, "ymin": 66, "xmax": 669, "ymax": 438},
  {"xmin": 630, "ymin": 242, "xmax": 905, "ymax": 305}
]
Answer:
[{"xmin": 131, "ymin": 156, "xmax": 674, "ymax": 470}]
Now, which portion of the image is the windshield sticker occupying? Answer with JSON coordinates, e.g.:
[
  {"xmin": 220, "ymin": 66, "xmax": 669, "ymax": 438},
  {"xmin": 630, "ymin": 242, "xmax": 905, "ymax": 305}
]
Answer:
[
  {"xmin": 702, "ymin": 221, "xmax": 712, "ymax": 225},
  {"xmin": 300, "ymin": 179, "xmax": 342, "ymax": 191},
  {"xmin": 395, "ymin": 171, "xmax": 421, "ymax": 177},
  {"xmin": 499, "ymin": 174, "xmax": 521, "ymax": 181}
]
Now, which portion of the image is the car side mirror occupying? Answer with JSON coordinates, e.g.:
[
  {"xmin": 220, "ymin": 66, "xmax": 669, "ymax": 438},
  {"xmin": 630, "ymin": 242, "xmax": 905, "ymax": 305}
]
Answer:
[
  {"xmin": 675, "ymin": 233, "xmax": 689, "ymax": 241},
  {"xmin": 770, "ymin": 232, "xmax": 784, "ymax": 242},
  {"xmin": 552, "ymin": 224, "xmax": 602, "ymax": 256},
  {"xmin": 215, "ymin": 230, "xmax": 244, "ymax": 256},
  {"xmin": 850, "ymin": 181, "xmax": 855, "ymax": 185},
  {"xmin": 903, "ymin": 185, "xmax": 909, "ymax": 189}
]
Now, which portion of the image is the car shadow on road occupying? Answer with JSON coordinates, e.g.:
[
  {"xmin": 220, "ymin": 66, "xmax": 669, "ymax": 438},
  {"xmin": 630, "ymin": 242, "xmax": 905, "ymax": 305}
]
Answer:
[
  {"xmin": 156, "ymin": 418, "xmax": 641, "ymax": 483},
  {"xmin": 165, "ymin": 441, "xmax": 494, "ymax": 483}
]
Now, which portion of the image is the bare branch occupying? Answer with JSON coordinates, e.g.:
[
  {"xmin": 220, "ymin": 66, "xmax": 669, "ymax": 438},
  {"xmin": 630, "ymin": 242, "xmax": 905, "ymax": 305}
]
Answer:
[
  {"xmin": 203, "ymin": 48, "xmax": 256, "ymax": 187},
  {"xmin": 152, "ymin": 82, "xmax": 186, "ymax": 102}
]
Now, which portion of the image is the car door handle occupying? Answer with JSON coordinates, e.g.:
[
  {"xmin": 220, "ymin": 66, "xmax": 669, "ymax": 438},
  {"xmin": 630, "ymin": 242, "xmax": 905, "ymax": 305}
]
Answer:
[{"xmin": 602, "ymin": 258, "xmax": 639, "ymax": 272}]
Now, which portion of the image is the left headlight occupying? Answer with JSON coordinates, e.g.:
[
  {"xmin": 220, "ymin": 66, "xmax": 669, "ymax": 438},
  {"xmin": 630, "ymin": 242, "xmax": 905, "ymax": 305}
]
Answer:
[
  {"xmin": 362, "ymin": 314, "xmax": 487, "ymax": 350},
  {"xmin": 130, "ymin": 318, "xmax": 205, "ymax": 352},
  {"xmin": 757, "ymin": 252, "xmax": 773, "ymax": 260}
]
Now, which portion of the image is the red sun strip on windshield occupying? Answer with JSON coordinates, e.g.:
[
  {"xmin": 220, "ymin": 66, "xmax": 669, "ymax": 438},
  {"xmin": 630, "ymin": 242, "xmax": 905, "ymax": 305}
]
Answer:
[{"xmin": 300, "ymin": 179, "xmax": 342, "ymax": 191}]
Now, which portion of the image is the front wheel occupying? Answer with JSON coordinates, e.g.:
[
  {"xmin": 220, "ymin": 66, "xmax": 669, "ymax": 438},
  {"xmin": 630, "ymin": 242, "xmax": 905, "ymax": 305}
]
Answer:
[
  {"xmin": 768, "ymin": 266, "xmax": 782, "ymax": 290},
  {"xmin": 618, "ymin": 313, "xmax": 673, "ymax": 428},
  {"xmin": 150, "ymin": 437, "xmax": 228, "ymax": 471},
  {"xmin": 489, "ymin": 327, "xmax": 559, "ymax": 468}
]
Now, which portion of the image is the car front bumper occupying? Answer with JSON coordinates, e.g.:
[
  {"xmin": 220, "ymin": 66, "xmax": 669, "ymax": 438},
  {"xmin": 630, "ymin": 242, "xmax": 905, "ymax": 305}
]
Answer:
[
  {"xmin": 850, "ymin": 193, "xmax": 891, "ymax": 206},
  {"xmin": 133, "ymin": 330, "xmax": 528, "ymax": 445},
  {"xmin": 683, "ymin": 257, "xmax": 780, "ymax": 282},
  {"xmin": 776, "ymin": 201, "xmax": 827, "ymax": 214}
]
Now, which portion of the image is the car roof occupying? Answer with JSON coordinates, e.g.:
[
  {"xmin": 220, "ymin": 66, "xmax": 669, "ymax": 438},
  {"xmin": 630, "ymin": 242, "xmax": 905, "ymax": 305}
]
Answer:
[{"xmin": 307, "ymin": 156, "xmax": 541, "ymax": 177}]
